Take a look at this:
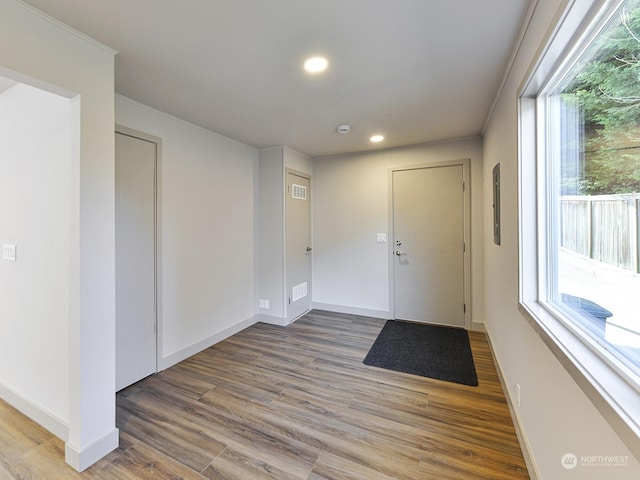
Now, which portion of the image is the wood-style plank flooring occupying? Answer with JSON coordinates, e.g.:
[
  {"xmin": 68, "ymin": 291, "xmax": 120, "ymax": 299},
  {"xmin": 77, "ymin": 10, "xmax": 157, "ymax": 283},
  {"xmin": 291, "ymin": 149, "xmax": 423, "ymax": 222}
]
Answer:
[{"xmin": 0, "ymin": 310, "xmax": 529, "ymax": 479}]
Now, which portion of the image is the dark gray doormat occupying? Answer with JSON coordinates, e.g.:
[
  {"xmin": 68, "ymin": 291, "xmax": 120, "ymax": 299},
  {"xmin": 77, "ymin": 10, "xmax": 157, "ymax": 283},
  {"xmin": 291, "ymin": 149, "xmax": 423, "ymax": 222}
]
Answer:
[{"xmin": 363, "ymin": 320, "xmax": 478, "ymax": 386}]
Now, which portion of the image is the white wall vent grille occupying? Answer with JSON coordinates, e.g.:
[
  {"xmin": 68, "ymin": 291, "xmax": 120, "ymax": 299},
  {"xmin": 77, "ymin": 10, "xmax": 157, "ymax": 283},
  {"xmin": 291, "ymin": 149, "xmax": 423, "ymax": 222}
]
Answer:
[
  {"xmin": 292, "ymin": 184, "xmax": 307, "ymax": 200},
  {"xmin": 2, "ymin": 244, "xmax": 16, "ymax": 261},
  {"xmin": 292, "ymin": 282, "xmax": 308, "ymax": 302}
]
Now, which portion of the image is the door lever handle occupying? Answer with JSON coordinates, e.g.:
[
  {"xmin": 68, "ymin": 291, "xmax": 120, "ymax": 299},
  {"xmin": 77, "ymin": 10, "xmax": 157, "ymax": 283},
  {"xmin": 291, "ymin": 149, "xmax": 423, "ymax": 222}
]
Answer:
[
  {"xmin": 306, "ymin": 247, "xmax": 312, "ymax": 252},
  {"xmin": 395, "ymin": 250, "xmax": 403, "ymax": 256}
]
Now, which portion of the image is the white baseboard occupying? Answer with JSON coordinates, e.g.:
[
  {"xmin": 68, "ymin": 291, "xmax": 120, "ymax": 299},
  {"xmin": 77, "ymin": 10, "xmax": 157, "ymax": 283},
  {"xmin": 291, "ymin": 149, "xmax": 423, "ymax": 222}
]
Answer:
[
  {"xmin": 311, "ymin": 302, "xmax": 390, "ymax": 319},
  {"xmin": 311, "ymin": 304, "xmax": 484, "ymax": 332},
  {"xmin": 259, "ymin": 313, "xmax": 289, "ymax": 326},
  {"xmin": 65, "ymin": 427, "xmax": 119, "ymax": 472},
  {"xmin": 0, "ymin": 381, "xmax": 68, "ymax": 440},
  {"xmin": 158, "ymin": 315, "xmax": 258, "ymax": 371},
  {"xmin": 471, "ymin": 321, "xmax": 485, "ymax": 332},
  {"xmin": 483, "ymin": 328, "xmax": 540, "ymax": 480}
]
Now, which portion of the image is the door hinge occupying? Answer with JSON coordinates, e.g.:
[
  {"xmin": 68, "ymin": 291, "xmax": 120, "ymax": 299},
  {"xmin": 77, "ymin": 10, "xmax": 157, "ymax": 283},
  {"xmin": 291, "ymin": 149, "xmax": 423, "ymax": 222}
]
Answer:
[
  {"xmin": 288, "ymin": 297, "xmax": 291, "ymax": 305},
  {"xmin": 462, "ymin": 181, "xmax": 465, "ymax": 191},
  {"xmin": 463, "ymin": 303, "xmax": 466, "ymax": 313},
  {"xmin": 463, "ymin": 242, "xmax": 466, "ymax": 253}
]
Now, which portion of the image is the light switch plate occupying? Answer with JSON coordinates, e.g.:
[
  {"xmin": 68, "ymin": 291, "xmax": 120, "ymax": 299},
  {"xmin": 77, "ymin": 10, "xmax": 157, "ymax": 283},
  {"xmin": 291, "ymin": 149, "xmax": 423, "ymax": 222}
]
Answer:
[
  {"xmin": 2, "ymin": 244, "xmax": 16, "ymax": 261},
  {"xmin": 376, "ymin": 233, "xmax": 387, "ymax": 243}
]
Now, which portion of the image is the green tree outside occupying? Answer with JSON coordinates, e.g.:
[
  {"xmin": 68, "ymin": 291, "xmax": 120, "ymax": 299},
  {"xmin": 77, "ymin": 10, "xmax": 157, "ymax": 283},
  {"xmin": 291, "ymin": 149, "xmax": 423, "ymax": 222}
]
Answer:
[{"xmin": 561, "ymin": 1, "xmax": 640, "ymax": 195}]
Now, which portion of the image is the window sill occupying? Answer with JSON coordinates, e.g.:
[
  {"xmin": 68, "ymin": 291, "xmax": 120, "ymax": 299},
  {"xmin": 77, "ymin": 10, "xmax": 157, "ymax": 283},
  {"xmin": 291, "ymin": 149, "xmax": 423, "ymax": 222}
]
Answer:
[{"xmin": 519, "ymin": 300, "xmax": 640, "ymax": 459}]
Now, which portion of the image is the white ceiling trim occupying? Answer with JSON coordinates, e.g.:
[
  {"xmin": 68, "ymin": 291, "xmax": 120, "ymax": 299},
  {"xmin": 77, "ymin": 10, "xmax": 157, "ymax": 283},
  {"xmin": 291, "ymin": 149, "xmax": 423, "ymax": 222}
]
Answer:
[
  {"xmin": 14, "ymin": 0, "xmax": 117, "ymax": 55},
  {"xmin": 482, "ymin": 0, "xmax": 542, "ymax": 136}
]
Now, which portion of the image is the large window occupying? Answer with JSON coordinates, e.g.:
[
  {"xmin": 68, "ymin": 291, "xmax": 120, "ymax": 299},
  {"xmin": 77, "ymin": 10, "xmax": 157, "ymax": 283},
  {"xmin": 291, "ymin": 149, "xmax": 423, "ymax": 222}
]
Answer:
[
  {"xmin": 545, "ymin": 0, "xmax": 640, "ymax": 379},
  {"xmin": 520, "ymin": 0, "xmax": 640, "ymax": 455}
]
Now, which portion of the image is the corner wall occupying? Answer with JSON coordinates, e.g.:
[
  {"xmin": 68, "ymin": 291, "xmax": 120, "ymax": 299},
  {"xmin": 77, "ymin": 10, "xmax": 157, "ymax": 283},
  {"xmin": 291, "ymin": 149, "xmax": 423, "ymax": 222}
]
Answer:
[
  {"xmin": 258, "ymin": 147, "xmax": 286, "ymax": 321},
  {"xmin": 257, "ymin": 146, "xmax": 313, "ymax": 325},
  {"xmin": 482, "ymin": 0, "xmax": 640, "ymax": 477},
  {"xmin": 0, "ymin": 0, "xmax": 117, "ymax": 471}
]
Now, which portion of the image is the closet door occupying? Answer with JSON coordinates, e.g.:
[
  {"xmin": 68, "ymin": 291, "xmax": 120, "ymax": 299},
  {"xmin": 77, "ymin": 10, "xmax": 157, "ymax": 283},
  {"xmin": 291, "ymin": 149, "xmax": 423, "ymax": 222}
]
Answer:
[
  {"xmin": 115, "ymin": 131, "xmax": 157, "ymax": 391},
  {"xmin": 286, "ymin": 171, "xmax": 312, "ymax": 322}
]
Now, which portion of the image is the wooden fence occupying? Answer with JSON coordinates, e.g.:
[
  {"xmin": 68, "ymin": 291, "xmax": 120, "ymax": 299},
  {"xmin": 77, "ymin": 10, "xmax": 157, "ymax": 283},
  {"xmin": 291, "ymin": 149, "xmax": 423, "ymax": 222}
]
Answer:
[{"xmin": 561, "ymin": 193, "xmax": 640, "ymax": 273}]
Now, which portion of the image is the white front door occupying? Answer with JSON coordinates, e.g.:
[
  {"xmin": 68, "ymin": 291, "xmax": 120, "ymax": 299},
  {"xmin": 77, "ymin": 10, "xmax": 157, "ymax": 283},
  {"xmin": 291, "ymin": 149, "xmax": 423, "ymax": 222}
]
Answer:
[
  {"xmin": 392, "ymin": 165, "xmax": 466, "ymax": 327},
  {"xmin": 286, "ymin": 171, "xmax": 312, "ymax": 322},
  {"xmin": 115, "ymin": 131, "xmax": 157, "ymax": 391}
]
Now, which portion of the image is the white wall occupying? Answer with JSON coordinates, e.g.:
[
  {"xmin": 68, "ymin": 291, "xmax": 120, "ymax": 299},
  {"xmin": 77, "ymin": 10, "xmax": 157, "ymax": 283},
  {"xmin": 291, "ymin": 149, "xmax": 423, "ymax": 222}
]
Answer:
[
  {"xmin": 284, "ymin": 146, "xmax": 312, "ymax": 176},
  {"xmin": 312, "ymin": 137, "xmax": 484, "ymax": 323},
  {"xmin": 483, "ymin": 0, "xmax": 640, "ymax": 478},
  {"xmin": 0, "ymin": 0, "xmax": 117, "ymax": 471},
  {"xmin": 116, "ymin": 95, "xmax": 259, "ymax": 368},
  {"xmin": 0, "ymin": 83, "xmax": 71, "ymax": 426},
  {"xmin": 313, "ymin": 150, "xmax": 389, "ymax": 315},
  {"xmin": 259, "ymin": 147, "xmax": 286, "ymax": 320}
]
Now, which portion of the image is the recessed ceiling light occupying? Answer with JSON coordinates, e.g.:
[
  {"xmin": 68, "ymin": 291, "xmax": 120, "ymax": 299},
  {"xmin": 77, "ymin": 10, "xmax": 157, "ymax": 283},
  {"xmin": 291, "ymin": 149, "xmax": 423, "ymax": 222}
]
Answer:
[
  {"xmin": 304, "ymin": 56, "xmax": 329, "ymax": 74},
  {"xmin": 370, "ymin": 134, "xmax": 385, "ymax": 143}
]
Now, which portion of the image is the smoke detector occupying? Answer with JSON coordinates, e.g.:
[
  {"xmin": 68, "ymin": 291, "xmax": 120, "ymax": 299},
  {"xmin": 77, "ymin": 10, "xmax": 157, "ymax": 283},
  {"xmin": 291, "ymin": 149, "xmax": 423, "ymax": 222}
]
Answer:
[{"xmin": 336, "ymin": 124, "xmax": 351, "ymax": 134}]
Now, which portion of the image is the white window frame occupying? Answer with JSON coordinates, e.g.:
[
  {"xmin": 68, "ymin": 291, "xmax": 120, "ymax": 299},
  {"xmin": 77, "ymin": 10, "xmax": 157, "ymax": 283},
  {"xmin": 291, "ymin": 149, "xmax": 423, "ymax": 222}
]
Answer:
[{"xmin": 518, "ymin": 0, "xmax": 640, "ymax": 457}]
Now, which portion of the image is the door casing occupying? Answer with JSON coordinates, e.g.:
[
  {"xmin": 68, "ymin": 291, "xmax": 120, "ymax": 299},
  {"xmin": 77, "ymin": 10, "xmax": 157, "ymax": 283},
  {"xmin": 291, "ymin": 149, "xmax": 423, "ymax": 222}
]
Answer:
[{"xmin": 388, "ymin": 159, "xmax": 471, "ymax": 329}]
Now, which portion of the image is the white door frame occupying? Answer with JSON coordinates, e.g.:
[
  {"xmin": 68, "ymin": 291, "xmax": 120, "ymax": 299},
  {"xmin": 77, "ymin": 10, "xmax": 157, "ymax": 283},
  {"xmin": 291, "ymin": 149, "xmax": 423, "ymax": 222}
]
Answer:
[
  {"xmin": 115, "ymin": 125, "xmax": 162, "ymax": 383},
  {"xmin": 284, "ymin": 168, "xmax": 312, "ymax": 323},
  {"xmin": 388, "ymin": 159, "xmax": 471, "ymax": 329}
]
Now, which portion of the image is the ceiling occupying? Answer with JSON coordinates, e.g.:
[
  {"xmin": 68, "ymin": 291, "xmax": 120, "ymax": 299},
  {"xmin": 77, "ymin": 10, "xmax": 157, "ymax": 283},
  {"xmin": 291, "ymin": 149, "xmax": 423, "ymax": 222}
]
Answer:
[{"xmin": 22, "ymin": 0, "xmax": 530, "ymax": 158}]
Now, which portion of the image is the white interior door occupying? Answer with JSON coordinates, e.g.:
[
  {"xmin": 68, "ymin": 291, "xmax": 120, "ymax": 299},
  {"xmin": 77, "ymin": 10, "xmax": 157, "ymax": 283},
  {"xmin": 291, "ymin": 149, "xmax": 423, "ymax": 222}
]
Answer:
[
  {"xmin": 115, "ymin": 132, "xmax": 157, "ymax": 391},
  {"xmin": 286, "ymin": 171, "xmax": 312, "ymax": 322},
  {"xmin": 392, "ymin": 165, "xmax": 465, "ymax": 327}
]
